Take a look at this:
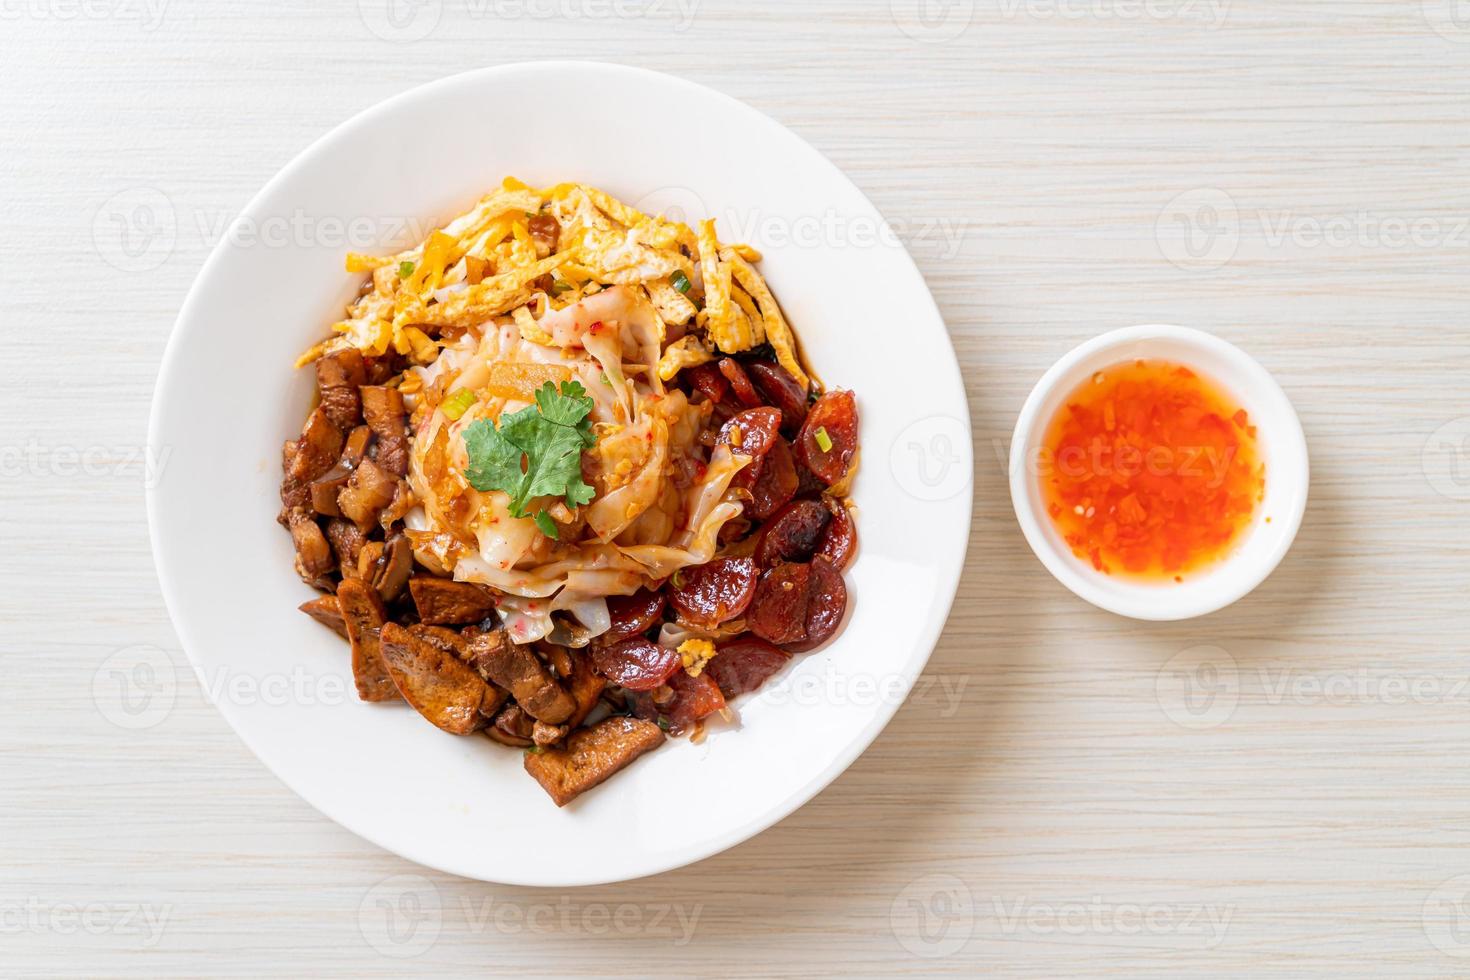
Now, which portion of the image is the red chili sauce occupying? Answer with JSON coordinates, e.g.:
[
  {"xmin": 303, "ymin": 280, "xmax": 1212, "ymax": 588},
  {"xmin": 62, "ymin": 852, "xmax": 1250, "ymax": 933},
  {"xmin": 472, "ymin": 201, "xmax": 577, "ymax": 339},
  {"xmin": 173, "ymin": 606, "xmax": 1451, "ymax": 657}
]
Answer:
[{"xmin": 1040, "ymin": 359, "xmax": 1264, "ymax": 581}]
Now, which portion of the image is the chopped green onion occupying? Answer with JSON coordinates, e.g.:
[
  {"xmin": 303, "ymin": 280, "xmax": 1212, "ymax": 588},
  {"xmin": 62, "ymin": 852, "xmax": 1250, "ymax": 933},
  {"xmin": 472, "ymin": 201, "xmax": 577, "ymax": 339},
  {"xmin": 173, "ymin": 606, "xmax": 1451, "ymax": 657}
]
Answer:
[
  {"xmin": 398, "ymin": 260, "xmax": 415, "ymax": 278},
  {"xmin": 671, "ymin": 570, "xmax": 686, "ymax": 590},
  {"xmin": 600, "ymin": 373, "xmax": 612, "ymax": 386},
  {"xmin": 670, "ymin": 270, "xmax": 692, "ymax": 294},
  {"xmin": 441, "ymin": 389, "xmax": 476, "ymax": 421},
  {"xmin": 814, "ymin": 426, "xmax": 833, "ymax": 453},
  {"xmin": 550, "ymin": 278, "xmax": 575, "ymax": 295},
  {"xmin": 524, "ymin": 211, "xmax": 536, "ymax": 218},
  {"xmin": 656, "ymin": 717, "xmax": 671, "ymax": 732},
  {"xmin": 533, "ymin": 511, "xmax": 559, "ymax": 540},
  {"xmin": 524, "ymin": 745, "xmax": 545, "ymax": 755}
]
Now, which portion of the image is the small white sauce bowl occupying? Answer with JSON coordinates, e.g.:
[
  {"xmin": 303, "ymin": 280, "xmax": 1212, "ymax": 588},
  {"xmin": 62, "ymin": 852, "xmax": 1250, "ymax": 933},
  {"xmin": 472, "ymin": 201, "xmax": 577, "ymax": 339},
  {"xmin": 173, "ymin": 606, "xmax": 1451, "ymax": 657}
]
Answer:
[{"xmin": 1009, "ymin": 324, "xmax": 1309, "ymax": 621}]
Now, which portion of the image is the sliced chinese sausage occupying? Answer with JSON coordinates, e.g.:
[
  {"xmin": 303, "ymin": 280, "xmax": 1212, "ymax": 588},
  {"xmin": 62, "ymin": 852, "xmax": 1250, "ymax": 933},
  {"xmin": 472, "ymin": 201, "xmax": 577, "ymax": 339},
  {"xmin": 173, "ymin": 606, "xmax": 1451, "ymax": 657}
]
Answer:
[
  {"xmin": 590, "ymin": 638, "xmax": 682, "ymax": 692},
  {"xmin": 794, "ymin": 458, "xmax": 826, "ymax": 499},
  {"xmin": 796, "ymin": 390, "xmax": 859, "ymax": 486},
  {"xmin": 667, "ymin": 556, "xmax": 759, "ymax": 628},
  {"xmin": 717, "ymin": 406, "xmax": 782, "ymax": 458},
  {"xmin": 628, "ymin": 669, "xmax": 728, "ymax": 735},
  {"xmin": 685, "ymin": 363, "xmax": 730, "ymax": 405},
  {"xmin": 661, "ymin": 670, "xmax": 727, "ymax": 733},
  {"xmin": 747, "ymin": 562, "xmax": 811, "ymax": 646},
  {"xmin": 603, "ymin": 589, "xmax": 666, "ymax": 643},
  {"xmin": 747, "ymin": 362, "xmax": 808, "ymax": 434},
  {"xmin": 378, "ymin": 622, "xmax": 493, "ymax": 735},
  {"xmin": 706, "ymin": 637, "xmax": 791, "ymax": 699},
  {"xmin": 744, "ymin": 436, "xmax": 798, "ymax": 521},
  {"xmin": 755, "ymin": 498, "xmax": 831, "ymax": 567},
  {"xmin": 336, "ymin": 579, "xmax": 400, "ymax": 703},
  {"xmin": 717, "ymin": 358, "xmax": 761, "ymax": 407},
  {"xmin": 815, "ymin": 495, "xmax": 857, "ymax": 570},
  {"xmin": 789, "ymin": 555, "xmax": 847, "ymax": 653}
]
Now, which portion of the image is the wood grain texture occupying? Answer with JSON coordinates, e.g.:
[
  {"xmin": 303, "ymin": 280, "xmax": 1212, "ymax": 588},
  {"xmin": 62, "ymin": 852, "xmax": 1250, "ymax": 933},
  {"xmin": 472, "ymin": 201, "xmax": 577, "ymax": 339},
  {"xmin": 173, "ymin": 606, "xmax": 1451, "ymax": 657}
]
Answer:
[{"xmin": 4, "ymin": 1, "xmax": 1470, "ymax": 975}]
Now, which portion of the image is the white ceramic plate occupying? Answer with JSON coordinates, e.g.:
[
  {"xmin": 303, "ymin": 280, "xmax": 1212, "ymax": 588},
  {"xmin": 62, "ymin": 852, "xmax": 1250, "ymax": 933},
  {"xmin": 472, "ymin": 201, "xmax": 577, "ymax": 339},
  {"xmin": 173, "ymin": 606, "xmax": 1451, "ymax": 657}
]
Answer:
[{"xmin": 148, "ymin": 62, "xmax": 970, "ymax": 886}]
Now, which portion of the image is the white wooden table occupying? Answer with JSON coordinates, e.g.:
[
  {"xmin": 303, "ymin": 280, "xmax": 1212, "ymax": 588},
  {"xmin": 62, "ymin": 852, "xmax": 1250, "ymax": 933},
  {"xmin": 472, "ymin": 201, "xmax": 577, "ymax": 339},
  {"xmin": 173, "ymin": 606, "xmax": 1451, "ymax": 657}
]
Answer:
[{"xmin": 6, "ymin": 2, "xmax": 1470, "ymax": 975}]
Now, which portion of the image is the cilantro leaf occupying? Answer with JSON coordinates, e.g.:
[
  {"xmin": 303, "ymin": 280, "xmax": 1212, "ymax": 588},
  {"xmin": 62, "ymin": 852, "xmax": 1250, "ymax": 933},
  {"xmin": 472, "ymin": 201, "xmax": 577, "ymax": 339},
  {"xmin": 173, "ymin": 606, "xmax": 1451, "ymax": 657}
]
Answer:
[
  {"xmin": 461, "ymin": 381, "xmax": 598, "ymax": 536},
  {"xmin": 535, "ymin": 379, "xmax": 596, "ymax": 434},
  {"xmin": 533, "ymin": 511, "xmax": 559, "ymax": 539}
]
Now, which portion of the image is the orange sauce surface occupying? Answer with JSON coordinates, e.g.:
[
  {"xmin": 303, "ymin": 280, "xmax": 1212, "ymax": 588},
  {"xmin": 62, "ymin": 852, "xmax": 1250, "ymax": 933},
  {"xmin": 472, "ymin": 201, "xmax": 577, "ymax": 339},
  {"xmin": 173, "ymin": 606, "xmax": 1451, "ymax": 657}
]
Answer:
[{"xmin": 1041, "ymin": 359, "xmax": 1264, "ymax": 581}]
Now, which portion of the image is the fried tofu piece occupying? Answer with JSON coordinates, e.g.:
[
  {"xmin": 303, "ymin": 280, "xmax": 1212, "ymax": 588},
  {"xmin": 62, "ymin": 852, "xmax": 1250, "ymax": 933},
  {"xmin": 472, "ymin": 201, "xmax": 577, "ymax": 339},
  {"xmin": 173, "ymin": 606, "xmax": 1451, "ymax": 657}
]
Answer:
[
  {"xmin": 524, "ymin": 717, "xmax": 665, "ymax": 807},
  {"xmin": 379, "ymin": 623, "xmax": 495, "ymax": 735},
  {"xmin": 336, "ymin": 579, "xmax": 399, "ymax": 703},
  {"xmin": 408, "ymin": 576, "xmax": 499, "ymax": 625},
  {"xmin": 299, "ymin": 595, "xmax": 347, "ymax": 639},
  {"xmin": 467, "ymin": 631, "xmax": 575, "ymax": 724},
  {"xmin": 408, "ymin": 624, "xmax": 508, "ymax": 718}
]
